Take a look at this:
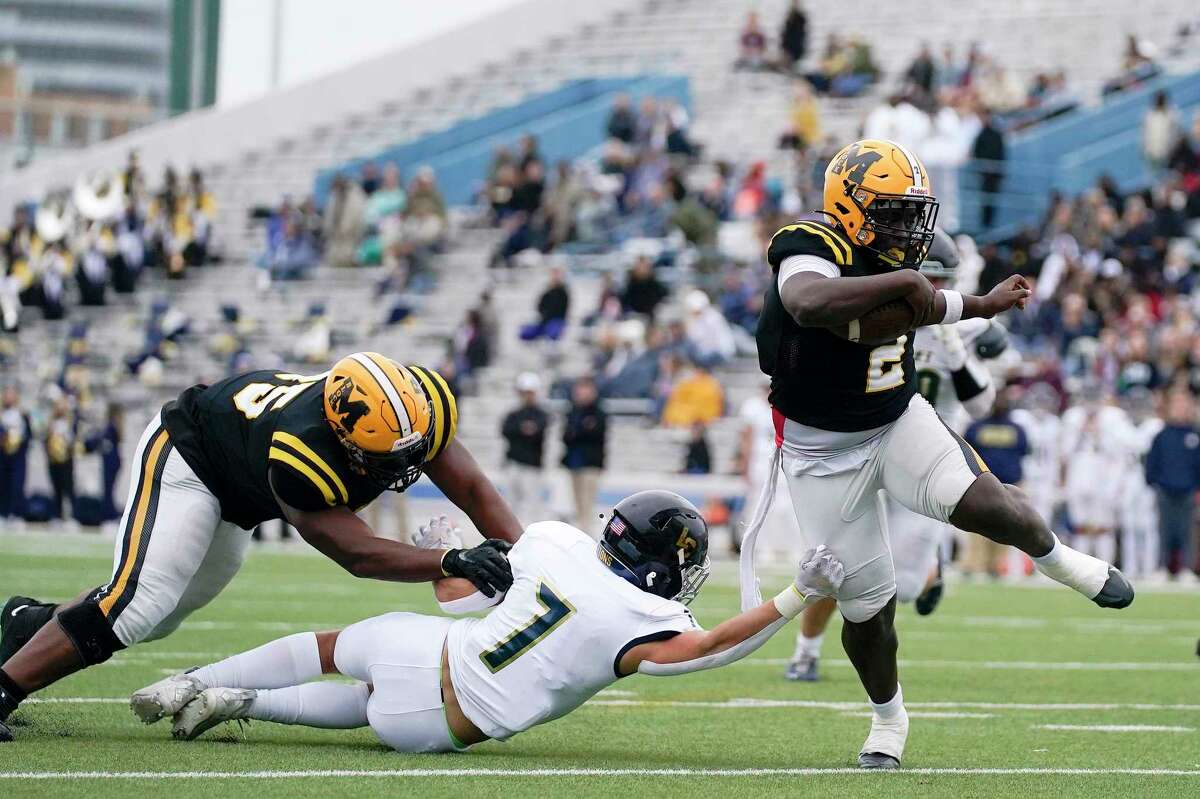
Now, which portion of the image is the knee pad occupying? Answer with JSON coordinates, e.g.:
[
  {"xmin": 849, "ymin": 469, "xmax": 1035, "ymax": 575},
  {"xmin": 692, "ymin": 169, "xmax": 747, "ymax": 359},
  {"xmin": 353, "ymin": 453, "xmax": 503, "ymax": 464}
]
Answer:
[{"xmin": 56, "ymin": 601, "xmax": 125, "ymax": 666}]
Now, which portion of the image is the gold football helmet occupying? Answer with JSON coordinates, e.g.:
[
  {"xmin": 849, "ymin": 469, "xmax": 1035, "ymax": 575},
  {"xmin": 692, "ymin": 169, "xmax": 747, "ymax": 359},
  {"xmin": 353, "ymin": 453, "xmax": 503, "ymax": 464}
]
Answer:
[
  {"xmin": 323, "ymin": 352, "xmax": 434, "ymax": 491},
  {"xmin": 823, "ymin": 138, "xmax": 938, "ymax": 266}
]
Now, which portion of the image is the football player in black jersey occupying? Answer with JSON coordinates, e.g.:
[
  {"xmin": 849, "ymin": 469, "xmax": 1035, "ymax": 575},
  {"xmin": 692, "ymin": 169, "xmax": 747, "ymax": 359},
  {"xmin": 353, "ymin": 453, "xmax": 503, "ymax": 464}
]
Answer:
[
  {"xmin": 0, "ymin": 353, "xmax": 521, "ymax": 742},
  {"xmin": 746, "ymin": 139, "xmax": 1134, "ymax": 769}
]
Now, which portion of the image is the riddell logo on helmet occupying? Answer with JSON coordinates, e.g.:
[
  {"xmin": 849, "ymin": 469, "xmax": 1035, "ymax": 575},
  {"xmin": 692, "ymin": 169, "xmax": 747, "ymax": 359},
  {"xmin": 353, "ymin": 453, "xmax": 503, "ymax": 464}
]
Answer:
[
  {"xmin": 905, "ymin": 186, "xmax": 930, "ymax": 196},
  {"xmin": 329, "ymin": 377, "xmax": 370, "ymax": 433}
]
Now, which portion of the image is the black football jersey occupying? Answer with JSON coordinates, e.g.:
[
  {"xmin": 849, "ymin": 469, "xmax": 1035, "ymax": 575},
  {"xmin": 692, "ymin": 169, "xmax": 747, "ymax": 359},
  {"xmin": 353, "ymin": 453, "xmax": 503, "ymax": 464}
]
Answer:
[
  {"xmin": 161, "ymin": 368, "xmax": 454, "ymax": 530},
  {"xmin": 756, "ymin": 218, "xmax": 915, "ymax": 432}
]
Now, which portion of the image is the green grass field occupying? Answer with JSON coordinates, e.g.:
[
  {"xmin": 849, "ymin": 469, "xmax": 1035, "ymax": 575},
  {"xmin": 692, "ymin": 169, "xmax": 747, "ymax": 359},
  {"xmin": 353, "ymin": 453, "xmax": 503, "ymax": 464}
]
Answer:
[{"xmin": 1, "ymin": 531, "xmax": 1198, "ymax": 799}]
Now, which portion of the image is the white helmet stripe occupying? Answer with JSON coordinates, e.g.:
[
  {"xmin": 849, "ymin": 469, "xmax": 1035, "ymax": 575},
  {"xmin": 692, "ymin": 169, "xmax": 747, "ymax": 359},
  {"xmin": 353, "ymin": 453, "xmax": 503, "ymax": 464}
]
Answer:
[
  {"xmin": 348, "ymin": 352, "xmax": 412, "ymax": 438},
  {"xmin": 890, "ymin": 140, "xmax": 925, "ymax": 189}
]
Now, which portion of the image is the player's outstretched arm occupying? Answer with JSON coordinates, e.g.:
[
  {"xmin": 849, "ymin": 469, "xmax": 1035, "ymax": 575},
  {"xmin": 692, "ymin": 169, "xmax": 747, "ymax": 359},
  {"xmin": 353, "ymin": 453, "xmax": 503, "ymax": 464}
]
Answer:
[
  {"xmin": 272, "ymin": 476, "xmax": 513, "ymax": 595},
  {"xmin": 781, "ymin": 269, "xmax": 933, "ymax": 328},
  {"xmin": 424, "ymin": 440, "xmax": 524, "ymax": 544},
  {"xmin": 926, "ymin": 274, "xmax": 1032, "ymax": 327},
  {"xmin": 619, "ymin": 547, "xmax": 845, "ymax": 677}
]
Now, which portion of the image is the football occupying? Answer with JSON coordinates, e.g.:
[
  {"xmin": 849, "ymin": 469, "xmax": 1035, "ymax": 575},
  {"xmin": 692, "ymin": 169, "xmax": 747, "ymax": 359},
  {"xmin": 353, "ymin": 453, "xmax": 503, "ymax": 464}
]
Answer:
[{"xmin": 855, "ymin": 298, "xmax": 918, "ymax": 345}]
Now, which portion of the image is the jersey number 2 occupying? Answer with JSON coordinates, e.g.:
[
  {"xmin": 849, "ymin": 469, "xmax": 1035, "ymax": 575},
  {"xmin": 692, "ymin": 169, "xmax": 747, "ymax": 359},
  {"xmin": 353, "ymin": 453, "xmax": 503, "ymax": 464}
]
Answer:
[
  {"xmin": 480, "ymin": 581, "xmax": 576, "ymax": 673},
  {"xmin": 866, "ymin": 335, "xmax": 906, "ymax": 393}
]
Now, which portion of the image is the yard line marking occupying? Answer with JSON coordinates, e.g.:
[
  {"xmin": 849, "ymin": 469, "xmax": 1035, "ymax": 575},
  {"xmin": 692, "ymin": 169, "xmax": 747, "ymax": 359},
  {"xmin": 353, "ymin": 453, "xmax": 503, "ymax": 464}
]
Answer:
[
  {"xmin": 24, "ymin": 698, "xmax": 127, "ymax": 704},
  {"xmin": 743, "ymin": 658, "xmax": 1198, "ymax": 672},
  {"xmin": 2, "ymin": 768, "xmax": 1199, "ymax": 780},
  {"xmin": 1034, "ymin": 724, "xmax": 1195, "ymax": 733},
  {"xmin": 586, "ymin": 698, "xmax": 1200, "ymax": 712},
  {"xmin": 841, "ymin": 711, "xmax": 996, "ymax": 719}
]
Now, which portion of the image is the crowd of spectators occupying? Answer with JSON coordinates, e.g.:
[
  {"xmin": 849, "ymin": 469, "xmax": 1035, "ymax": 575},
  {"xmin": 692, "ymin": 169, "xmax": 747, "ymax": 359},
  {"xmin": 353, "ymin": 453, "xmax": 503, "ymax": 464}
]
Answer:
[{"xmin": 1, "ymin": 151, "xmax": 216, "ymax": 331}]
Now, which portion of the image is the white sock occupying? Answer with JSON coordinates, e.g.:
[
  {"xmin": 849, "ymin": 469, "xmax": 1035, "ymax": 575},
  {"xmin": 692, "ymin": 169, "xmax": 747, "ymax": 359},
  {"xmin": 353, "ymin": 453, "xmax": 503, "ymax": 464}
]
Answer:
[
  {"xmin": 870, "ymin": 684, "xmax": 905, "ymax": 721},
  {"xmin": 792, "ymin": 632, "xmax": 824, "ymax": 661},
  {"xmin": 248, "ymin": 682, "xmax": 370, "ymax": 729},
  {"xmin": 191, "ymin": 632, "xmax": 323, "ymax": 690},
  {"xmin": 1033, "ymin": 532, "xmax": 1110, "ymax": 598},
  {"xmin": 1093, "ymin": 532, "xmax": 1115, "ymax": 565}
]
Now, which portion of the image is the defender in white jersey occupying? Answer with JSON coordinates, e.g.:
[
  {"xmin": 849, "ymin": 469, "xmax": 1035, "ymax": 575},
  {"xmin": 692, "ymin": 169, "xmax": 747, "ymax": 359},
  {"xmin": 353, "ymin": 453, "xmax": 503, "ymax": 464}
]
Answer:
[
  {"xmin": 784, "ymin": 230, "xmax": 1008, "ymax": 681},
  {"xmin": 134, "ymin": 492, "xmax": 844, "ymax": 750}
]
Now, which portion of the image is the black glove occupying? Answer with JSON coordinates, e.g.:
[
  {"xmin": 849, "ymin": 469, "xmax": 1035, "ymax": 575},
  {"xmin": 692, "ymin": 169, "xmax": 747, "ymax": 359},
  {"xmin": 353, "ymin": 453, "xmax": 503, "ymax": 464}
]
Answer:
[{"xmin": 442, "ymin": 539, "xmax": 513, "ymax": 597}]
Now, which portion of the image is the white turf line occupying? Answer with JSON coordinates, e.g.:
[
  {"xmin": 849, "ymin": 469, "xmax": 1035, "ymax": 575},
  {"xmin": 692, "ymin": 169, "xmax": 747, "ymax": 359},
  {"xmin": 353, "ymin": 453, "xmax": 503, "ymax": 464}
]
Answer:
[
  {"xmin": 26, "ymin": 697, "xmax": 1200, "ymax": 713},
  {"xmin": 2, "ymin": 768, "xmax": 1200, "ymax": 780}
]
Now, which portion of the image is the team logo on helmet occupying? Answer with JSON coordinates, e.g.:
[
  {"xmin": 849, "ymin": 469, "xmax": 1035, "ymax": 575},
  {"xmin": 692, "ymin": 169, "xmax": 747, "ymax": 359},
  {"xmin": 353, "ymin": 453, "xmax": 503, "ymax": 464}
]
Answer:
[
  {"xmin": 830, "ymin": 143, "xmax": 884, "ymax": 184},
  {"xmin": 328, "ymin": 377, "xmax": 370, "ymax": 434}
]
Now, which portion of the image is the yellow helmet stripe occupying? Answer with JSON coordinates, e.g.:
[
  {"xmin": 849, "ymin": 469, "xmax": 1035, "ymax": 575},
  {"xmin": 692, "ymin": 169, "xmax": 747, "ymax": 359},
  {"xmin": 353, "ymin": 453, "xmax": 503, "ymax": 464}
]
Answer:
[
  {"xmin": 348, "ymin": 352, "xmax": 412, "ymax": 438},
  {"xmin": 269, "ymin": 447, "xmax": 337, "ymax": 505},
  {"xmin": 408, "ymin": 364, "xmax": 457, "ymax": 460},
  {"xmin": 795, "ymin": 222, "xmax": 852, "ymax": 265},
  {"xmin": 272, "ymin": 431, "xmax": 348, "ymax": 503}
]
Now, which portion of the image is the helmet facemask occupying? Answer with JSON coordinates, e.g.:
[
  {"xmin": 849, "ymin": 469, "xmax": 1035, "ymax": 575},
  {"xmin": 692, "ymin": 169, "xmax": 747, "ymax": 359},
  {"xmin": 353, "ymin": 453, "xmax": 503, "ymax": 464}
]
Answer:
[
  {"xmin": 347, "ymin": 434, "xmax": 430, "ymax": 492},
  {"xmin": 848, "ymin": 186, "xmax": 939, "ymax": 267}
]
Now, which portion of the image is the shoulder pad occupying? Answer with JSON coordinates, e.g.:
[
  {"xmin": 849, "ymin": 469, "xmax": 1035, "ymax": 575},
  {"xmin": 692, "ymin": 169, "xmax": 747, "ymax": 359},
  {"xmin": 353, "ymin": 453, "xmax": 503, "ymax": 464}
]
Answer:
[{"xmin": 767, "ymin": 221, "xmax": 854, "ymax": 270}]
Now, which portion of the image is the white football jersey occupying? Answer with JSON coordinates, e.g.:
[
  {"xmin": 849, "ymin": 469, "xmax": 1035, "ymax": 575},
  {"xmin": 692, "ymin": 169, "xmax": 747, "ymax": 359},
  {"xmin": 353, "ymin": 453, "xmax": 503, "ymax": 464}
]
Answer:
[
  {"xmin": 446, "ymin": 521, "xmax": 698, "ymax": 740},
  {"xmin": 911, "ymin": 318, "xmax": 991, "ymax": 430}
]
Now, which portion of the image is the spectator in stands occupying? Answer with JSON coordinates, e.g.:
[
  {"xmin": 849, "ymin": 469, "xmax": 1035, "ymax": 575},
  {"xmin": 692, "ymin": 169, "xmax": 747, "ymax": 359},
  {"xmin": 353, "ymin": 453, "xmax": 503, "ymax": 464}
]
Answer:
[
  {"xmin": 962, "ymin": 387, "xmax": 1029, "ymax": 577},
  {"xmin": 113, "ymin": 199, "xmax": 145, "ymax": 294},
  {"xmin": 259, "ymin": 218, "xmax": 318, "ymax": 286},
  {"xmin": 44, "ymin": 396, "xmax": 76, "ymax": 522},
  {"xmin": 972, "ymin": 109, "xmax": 1006, "ymax": 229},
  {"xmin": 778, "ymin": 1, "xmax": 807, "ymax": 73},
  {"xmin": 323, "ymin": 174, "xmax": 367, "ymax": 268},
  {"xmin": 606, "ymin": 94, "xmax": 637, "ymax": 144},
  {"xmin": 543, "ymin": 161, "xmax": 585, "ymax": 249},
  {"xmin": 518, "ymin": 134, "xmax": 543, "ymax": 171},
  {"xmin": 1146, "ymin": 390, "xmax": 1200, "ymax": 578},
  {"xmin": 561, "ymin": 376, "xmax": 607, "ymax": 534},
  {"xmin": 905, "ymin": 43, "xmax": 937, "ymax": 98},
  {"xmin": 621, "ymin": 256, "xmax": 669, "ymax": 320},
  {"xmin": 501, "ymin": 372, "xmax": 549, "ymax": 524},
  {"xmin": 779, "ymin": 81, "xmax": 821, "ymax": 152},
  {"xmin": 360, "ymin": 162, "xmax": 382, "ymax": 196},
  {"xmin": 475, "ymin": 290, "xmax": 500, "ymax": 344},
  {"xmin": 453, "ymin": 309, "xmax": 491, "ymax": 377},
  {"xmin": 661, "ymin": 361, "xmax": 724, "ymax": 428},
  {"xmin": 76, "ymin": 231, "xmax": 109, "ymax": 307},
  {"xmin": 635, "ymin": 97, "xmax": 661, "ymax": 152},
  {"xmin": 0, "ymin": 386, "xmax": 30, "ymax": 521},
  {"xmin": 520, "ymin": 265, "xmax": 570, "ymax": 342},
  {"xmin": 936, "ymin": 44, "xmax": 962, "ymax": 91},
  {"xmin": 83, "ymin": 402, "xmax": 123, "ymax": 522},
  {"xmin": 405, "ymin": 166, "xmax": 448, "ymax": 248},
  {"xmin": 38, "ymin": 243, "xmax": 69, "ymax": 321},
  {"xmin": 1143, "ymin": 90, "xmax": 1179, "ymax": 175},
  {"xmin": 664, "ymin": 100, "xmax": 697, "ymax": 158},
  {"xmin": 185, "ymin": 168, "xmax": 215, "ymax": 266},
  {"xmin": 734, "ymin": 11, "xmax": 768, "ymax": 71},
  {"xmin": 366, "ymin": 163, "xmax": 406, "ymax": 224},
  {"xmin": 683, "ymin": 422, "xmax": 712, "ymax": 475},
  {"xmin": 683, "ymin": 290, "xmax": 737, "ymax": 368},
  {"xmin": 600, "ymin": 324, "xmax": 667, "ymax": 400}
]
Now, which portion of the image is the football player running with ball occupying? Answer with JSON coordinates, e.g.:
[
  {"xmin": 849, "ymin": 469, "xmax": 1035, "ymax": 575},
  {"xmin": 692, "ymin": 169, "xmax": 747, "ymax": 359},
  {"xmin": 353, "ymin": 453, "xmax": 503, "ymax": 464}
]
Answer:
[
  {"xmin": 745, "ymin": 138, "xmax": 1134, "ymax": 769},
  {"xmin": 134, "ymin": 493, "xmax": 844, "ymax": 751},
  {"xmin": 0, "ymin": 354, "xmax": 521, "ymax": 742},
  {"xmin": 786, "ymin": 228, "xmax": 1010, "ymax": 681}
]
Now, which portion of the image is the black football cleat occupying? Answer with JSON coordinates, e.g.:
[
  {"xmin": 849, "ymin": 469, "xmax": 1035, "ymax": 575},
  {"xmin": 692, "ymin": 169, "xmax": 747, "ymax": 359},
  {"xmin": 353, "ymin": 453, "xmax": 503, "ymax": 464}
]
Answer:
[
  {"xmin": 858, "ymin": 752, "xmax": 900, "ymax": 769},
  {"xmin": 1091, "ymin": 567, "xmax": 1134, "ymax": 609},
  {"xmin": 914, "ymin": 581, "xmax": 944, "ymax": 616},
  {"xmin": 0, "ymin": 596, "xmax": 58, "ymax": 666}
]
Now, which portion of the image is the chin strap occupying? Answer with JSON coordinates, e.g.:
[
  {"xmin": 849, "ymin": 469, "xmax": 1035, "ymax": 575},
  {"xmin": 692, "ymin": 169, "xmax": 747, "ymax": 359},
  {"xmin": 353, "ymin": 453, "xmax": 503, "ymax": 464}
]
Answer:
[{"xmin": 738, "ymin": 446, "xmax": 782, "ymax": 612}]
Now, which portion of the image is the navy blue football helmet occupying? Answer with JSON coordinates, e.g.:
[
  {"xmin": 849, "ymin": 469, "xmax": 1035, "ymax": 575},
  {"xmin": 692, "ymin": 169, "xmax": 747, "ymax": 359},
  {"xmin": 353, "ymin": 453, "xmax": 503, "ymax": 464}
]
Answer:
[{"xmin": 598, "ymin": 490, "xmax": 710, "ymax": 605}]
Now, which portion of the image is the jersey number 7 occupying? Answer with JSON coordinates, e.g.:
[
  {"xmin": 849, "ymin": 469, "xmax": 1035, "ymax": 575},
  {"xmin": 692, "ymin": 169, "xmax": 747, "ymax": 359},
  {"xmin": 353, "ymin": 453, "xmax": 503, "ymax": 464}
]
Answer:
[{"xmin": 481, "ymin": 581, "xmax": 576, "ymax": 673}]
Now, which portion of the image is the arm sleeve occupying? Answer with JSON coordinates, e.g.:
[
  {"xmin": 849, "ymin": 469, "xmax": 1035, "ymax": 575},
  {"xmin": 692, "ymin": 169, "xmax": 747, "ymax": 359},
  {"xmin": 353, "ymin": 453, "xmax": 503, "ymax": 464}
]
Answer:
[
  {"xmin": 952, "ymin": 359, "xmax": 995, "ymax": 419},
  {"xmin": 268, "ymin": 462, "xmax": 336, "ymax": 512},
  {"xmin": 612, "ymin": 601, "xmax": 700, "ymax": 678},
  {"xmin": 776, "ymin": 255, "xmax": 839, "ymax": 292},
  {"xmin": 637, "ymin": 616, "xmax": 790, "ymax": 676}
]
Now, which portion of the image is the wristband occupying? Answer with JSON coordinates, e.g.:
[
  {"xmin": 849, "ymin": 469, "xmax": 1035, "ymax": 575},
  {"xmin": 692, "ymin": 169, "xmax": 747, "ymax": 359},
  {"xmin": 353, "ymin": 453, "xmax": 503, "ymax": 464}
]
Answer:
[
  {"xmin": 847, "ymin": 319, "xmax": 861, "ymax": 343},
  {"xmin": 773, "ymin": 584, "xmax": 809, "ymax": 620},
  {"xmin": 939, "ymin": 290, "xmax": 963, "ymax": 325}
]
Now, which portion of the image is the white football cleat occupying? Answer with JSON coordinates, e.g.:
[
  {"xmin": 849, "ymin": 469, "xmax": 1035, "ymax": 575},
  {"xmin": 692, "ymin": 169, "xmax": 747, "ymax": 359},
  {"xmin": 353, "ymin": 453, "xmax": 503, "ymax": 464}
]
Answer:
[
  {"xmin": 858, "ymin": 705, "xmax": 909, "ymax": 769},
  {"xmin": 172, "ymin": 687, "xmax": 256, "ymax": 741},
  {"xmin": 130, "ymin": 671, "xmax": 206, "ymax": 724}
]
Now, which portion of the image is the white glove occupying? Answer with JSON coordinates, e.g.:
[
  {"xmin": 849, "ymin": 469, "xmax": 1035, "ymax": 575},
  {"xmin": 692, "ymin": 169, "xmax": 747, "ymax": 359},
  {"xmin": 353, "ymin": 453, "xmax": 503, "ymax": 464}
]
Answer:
[
  {"xmin": 795, "ymin": 544, "xmax": 845, "ymax": 599},
  {"xmin": 412, "ymin": 515, "xmax": 464, "ymax": 551},
  {"xmin": 934, "ymin": 324, "xmax": 968, "ymax": 371}
]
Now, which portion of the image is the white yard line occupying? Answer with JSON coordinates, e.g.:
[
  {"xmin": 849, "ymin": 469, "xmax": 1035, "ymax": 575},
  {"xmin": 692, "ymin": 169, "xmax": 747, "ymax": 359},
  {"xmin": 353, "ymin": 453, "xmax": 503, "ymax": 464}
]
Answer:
[
  {"xmin": 1033, "ymin": 724, "xmax": 1195, "ymax": 733},
  {"xmin": 840, "ymin": 711, "xmax": 997, "ymax": 719},
  {"xmin": 2, "ymin": 768, "xmax": 1199, "ymax": 780}
]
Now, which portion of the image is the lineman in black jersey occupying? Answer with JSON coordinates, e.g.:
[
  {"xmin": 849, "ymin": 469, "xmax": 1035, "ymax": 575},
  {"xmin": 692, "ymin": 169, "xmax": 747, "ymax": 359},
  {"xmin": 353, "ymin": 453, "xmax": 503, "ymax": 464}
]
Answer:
[
  {"xmin": 744, "ymin": 139, "xmax": 1134, "ymax": 770},
  {"xmin": 0, "ymin": 353, "xmax": 521, "ymax": 742}
]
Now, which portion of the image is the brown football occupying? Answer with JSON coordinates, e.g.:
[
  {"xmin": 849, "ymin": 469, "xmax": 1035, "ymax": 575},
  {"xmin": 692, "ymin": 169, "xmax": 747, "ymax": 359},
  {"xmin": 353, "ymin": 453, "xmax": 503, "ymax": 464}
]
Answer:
[{"xmin": 834, "ymin": 298, "xmax": 916, "ymax": 346}]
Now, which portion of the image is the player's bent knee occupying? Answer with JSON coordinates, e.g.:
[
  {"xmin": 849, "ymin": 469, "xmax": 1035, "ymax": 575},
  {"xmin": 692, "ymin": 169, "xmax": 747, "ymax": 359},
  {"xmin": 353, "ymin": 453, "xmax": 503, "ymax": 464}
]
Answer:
[{"xmin": 56, "ymin": 601, "xmax": 125, "ymax": 666}]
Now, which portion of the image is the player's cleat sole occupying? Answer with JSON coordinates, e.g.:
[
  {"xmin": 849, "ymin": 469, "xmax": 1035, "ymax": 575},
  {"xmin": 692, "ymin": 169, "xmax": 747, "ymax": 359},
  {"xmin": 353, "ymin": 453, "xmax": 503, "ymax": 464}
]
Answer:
[
  {"xmin": 172, "ymin": 688, "xmax": 255, "ymax": 741},
  {"xmin": 858, "ymin": 752, "xmax": 900, "ymax": 769},
  {"xmin": 131, "ymin": 670, "xmax": 206, "ymax": 724},
  {"xmin": 1091, "ymin": 567, "xmax": 1134, "ymax": 609},
  {"xmin": 914, "ymin": 580, "xmax": 944, "ymax": 616},
  {"xmin": 784, "ymin": 655, "xmax": 819, "ymax": 682},
  {"xmin": 0, "ymin": 596, "xmax": 57, "ymax": 666}
]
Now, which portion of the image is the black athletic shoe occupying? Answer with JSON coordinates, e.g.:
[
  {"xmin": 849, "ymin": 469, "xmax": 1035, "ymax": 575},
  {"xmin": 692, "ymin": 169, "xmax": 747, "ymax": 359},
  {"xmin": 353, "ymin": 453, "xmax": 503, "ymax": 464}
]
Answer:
[
  {"xmin": 914, "ymin": 581, "xmax": 944, "ymax": 616},
  {"xmin": 1091, "ymin": 567, "xmax": 1134, "ymax": 609},
  {"xmin": 858, "ymin": 752, "xmax": 900, "ymax": 769},
  {"xmin": 0, "ymin": 719, "xmax": 12, "ymax": 743},
  {"xmin": 0, "ymin": 596, "xmax": 58, "ymax": 666}
]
